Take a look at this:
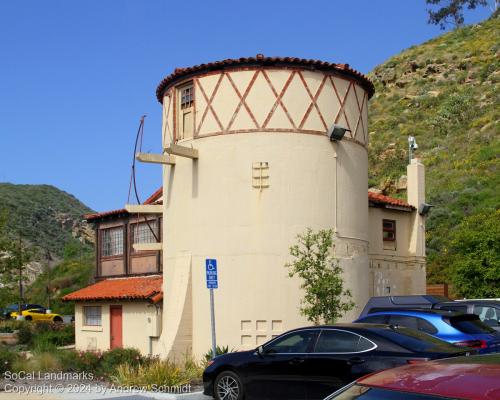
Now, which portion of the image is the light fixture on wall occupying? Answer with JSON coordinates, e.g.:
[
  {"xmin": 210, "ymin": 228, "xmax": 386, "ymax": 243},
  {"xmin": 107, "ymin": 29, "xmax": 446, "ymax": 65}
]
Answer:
[
  {"xmin": 328, "ymin": 124, "xmax": 350, "ymax": 141},
  {"xmin": 418, "ymin": 202, "xmax": 433, "ymax": 216},
  {"xmin": 408, "ymin": 136, "xmax": 418, "ymax": 163}
]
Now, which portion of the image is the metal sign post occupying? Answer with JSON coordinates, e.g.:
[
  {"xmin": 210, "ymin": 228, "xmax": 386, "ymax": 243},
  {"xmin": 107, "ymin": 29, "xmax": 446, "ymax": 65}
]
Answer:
[{"xmin": 205, "ymin": 259, "xmax": 218, "ymax": 358}]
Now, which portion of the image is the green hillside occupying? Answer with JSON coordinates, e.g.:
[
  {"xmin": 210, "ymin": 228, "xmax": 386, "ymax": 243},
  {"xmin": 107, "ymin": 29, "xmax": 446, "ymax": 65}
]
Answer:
[
  {"xmin": 28, "ymin": 250, "xmax": 95, "ymax": 314},
  {"xmin": 368, "ymin": 15, "xmax": 499, "ymax": 289},
  {"xmin": 0, "ymin": 184, "xmax": 96, "ymax": 311},
  {"xmin": 0, "ymin": 183, "xmax": 94, "ymax": 257}
]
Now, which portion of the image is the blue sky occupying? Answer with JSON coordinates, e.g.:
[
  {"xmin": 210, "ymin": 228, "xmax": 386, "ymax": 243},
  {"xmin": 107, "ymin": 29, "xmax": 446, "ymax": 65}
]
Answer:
[{"xmin": 0, "ymin": 1, "xmax": 491, "ymax": 211}]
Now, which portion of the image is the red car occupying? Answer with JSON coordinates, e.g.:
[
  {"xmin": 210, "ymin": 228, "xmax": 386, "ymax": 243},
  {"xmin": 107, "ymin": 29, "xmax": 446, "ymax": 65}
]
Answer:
[{"xmin": 326, "ymin": 354, "xmax": 500, "ymax": 400}]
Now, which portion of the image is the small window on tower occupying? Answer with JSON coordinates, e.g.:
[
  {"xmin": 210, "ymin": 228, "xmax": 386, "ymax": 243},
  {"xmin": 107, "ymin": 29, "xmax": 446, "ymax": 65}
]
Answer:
[
  {"xmin": 383, "ymin": 219, "xmax": 396, "ymax": 241},
  {"xmin": 177, "ymin": 82, "xmax": 194, "ymax": 140},
  {"xmin": 180, "ymin": 86, "xmax": 193, "ymax": 109}
]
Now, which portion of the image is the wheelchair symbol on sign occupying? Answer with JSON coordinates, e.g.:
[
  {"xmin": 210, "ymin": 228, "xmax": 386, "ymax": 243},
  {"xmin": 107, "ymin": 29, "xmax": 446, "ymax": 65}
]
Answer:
[{"xmin": 207, "ymin": 262, "xmax": 216, "ymax": 271}]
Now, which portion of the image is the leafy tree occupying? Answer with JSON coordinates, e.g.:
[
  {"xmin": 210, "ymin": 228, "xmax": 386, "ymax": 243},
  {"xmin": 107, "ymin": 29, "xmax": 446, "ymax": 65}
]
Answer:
[
  {"xmin": 448, "ymin": 210, "xmax": 500, "ymax": 297},
  {"xmin": 426, "ymin": 0, "xmax": 488, "ymax": 29},
  {"xmin": 285, "ymin": 229, "xmax": 354, "ymax": 325},
  {"xmin": 0, "ymin": 210, "xmax": 37, "ymax": 310}
]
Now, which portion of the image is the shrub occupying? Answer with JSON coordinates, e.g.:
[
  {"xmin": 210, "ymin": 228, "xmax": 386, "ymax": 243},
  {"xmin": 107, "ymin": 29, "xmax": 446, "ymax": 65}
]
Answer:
[
  {"xmin": 75, "ymin": 351, "xmax": 103, "ymax": 374},
  {"xmin": 0, "ymin": 326, "xmax": 14, "ymax": 333},
  {"xmin": 449, "ymin": 210, "xmax": 500, "ymax": 297},
  {"xmin": 0, "ymin": 346, "xmax": 18, "ymax": 373},
  {"xmin": 32, "ymin": 325, "xmax": 74, "ymax": 350},
  {"xmin": 55, "ymin": 350, "xmax": 103, "ymax": 374},
  {"xmin": 203, "ymin": 345, "xmax": 234, "ymax": 364},
  {"xmin": 33, "ymin": 335, "xmax": 59, "ymax": 353},
  {"xmin": 11, "ymin": 354, "xmax": 30, "ymax": 372},
  {"xmin": 33, "ymin": 321, "xmax": 55, "ymax": 333},
  {"xmin": 182, "ymin": 355, "xmax": 204, "ymax": 383},
  {"xmin": 17, "ymin": 324, "xmax": 33, "ymax": 345},
  {"xmin": 112, "ymin": 359, "xmax": 190, "ymax": 389},
  {"xmin": 56, "ymin": 349, "xmax": 81, "ymax": 372},
  {"xmin": 26, "ymin": 352, "xmax": 61, "ymax": 372},
  {"xmin": 99, "ymin": 348, "xmax": 142, "ymax": 377}
]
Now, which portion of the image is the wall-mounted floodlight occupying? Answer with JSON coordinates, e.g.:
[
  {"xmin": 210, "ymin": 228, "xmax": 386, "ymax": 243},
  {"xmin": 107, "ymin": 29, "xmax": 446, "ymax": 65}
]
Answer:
[
  {"xmin": 408, "ymin": 136, "xmax": 418, "ymax": 163},
  {"xmin": 418, "ymin": 203, "xmax": 433, "ymax": 216},
  {"xmin": 329, "ymin": 124, "xmax": 350, "ymax": 141}
]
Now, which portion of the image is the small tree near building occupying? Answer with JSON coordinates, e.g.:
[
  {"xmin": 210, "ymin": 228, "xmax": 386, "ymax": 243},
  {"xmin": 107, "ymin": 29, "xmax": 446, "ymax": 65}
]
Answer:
[
  {"xmin": 0, "ymin": 212, "xmax": 36, "ymax": 311},
  {"xmin": 285, "ymin": 228, "xmax": 354, "ymax": 325}
]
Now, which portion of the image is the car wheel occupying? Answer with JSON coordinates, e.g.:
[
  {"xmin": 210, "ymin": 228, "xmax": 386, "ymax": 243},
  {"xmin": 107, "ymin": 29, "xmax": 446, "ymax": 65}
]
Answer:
[
  {"xmin": 25, "ymin": 316, "xmax": 32, "ymax": 321},
  {"xmin": 214, "ymin": 371, "xmax": 244, "ymax": 400},
  {"xmin": 53, "ymin": 316, "xmax": 63, "ymax": 323}
]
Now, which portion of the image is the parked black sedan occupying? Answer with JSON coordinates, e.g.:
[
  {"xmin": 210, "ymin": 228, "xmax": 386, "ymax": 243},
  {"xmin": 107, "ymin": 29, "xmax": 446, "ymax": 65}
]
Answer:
[{"xmin": 203, "ymin": 323, "xmax": 472, "ymax": 400}]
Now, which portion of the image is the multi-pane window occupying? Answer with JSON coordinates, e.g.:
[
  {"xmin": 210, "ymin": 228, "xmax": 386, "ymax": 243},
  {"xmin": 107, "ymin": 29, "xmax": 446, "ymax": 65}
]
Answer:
[
  {"xmin": 133, "ymin": 221, "xmax": 158, "ymax": 244},
  {"xmin": 177, "ymin": 83, "xmax": 194, "ymax": 140},
  {"xmin": 382, "ymin": 219, "xmax": 396, "ymax": 241},
  {"xmin": 102, "ymin": 227, "xmax": 124, "ymax": 257},
  {"xmin": 180, "ymin": 86, "xmax": 193, "ymax": 109},
  {"xmin": 84, "ymin": 306, "xmax": 102, "ymax": 326}
]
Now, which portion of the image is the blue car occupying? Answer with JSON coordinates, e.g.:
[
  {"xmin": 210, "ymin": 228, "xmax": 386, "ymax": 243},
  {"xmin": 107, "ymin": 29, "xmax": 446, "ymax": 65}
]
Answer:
[{"xmin": 355, "ymin": 309, "xmax": 500, "ymax": 353}]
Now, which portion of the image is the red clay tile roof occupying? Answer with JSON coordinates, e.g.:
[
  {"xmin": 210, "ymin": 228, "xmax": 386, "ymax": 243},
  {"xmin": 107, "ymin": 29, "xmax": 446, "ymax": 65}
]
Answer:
[
  {"xmin": 368, "ymin": 192, "xmax": 415, "ymax": 210},
  {"xmin": 143, "ymin": 187, "xmax": 163, "ymax": 205},
  {"xmin": 85, "ymin": 188, "xmax": 163, "ymax": 222},
  {"xmin": 84, "ymin": 208, "xmax": 128, "ymax": 221},
  {"xmin": 156, "ymin": 55, "xmax": 375, "ymax": 103},
  {"xmin": 62, "ymin": 276, "xmax": 163, "ymax": 303}
]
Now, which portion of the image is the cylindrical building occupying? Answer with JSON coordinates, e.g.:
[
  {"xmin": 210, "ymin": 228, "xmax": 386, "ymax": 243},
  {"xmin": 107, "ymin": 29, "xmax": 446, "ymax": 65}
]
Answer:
[{"xmin": 155, "ymin": 55, "xmax": 374, "ymax": 359}]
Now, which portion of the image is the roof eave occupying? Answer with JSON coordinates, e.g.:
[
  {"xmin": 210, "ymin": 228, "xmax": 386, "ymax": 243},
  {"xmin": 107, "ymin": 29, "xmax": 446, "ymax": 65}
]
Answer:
[
  {"xmin": 369, "ymin": 202, "xmax": 415, "ymax": 212},
  {"xmin": 155, "ymin": 56, "xmax": 375, "ymax": 103}
]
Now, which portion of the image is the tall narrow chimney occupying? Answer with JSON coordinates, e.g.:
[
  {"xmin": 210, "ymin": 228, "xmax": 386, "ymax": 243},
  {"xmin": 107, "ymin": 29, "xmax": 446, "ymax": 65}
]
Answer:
[{"xmin": 407, "ymin": 158, "xmax": 426, "ymax": 257}]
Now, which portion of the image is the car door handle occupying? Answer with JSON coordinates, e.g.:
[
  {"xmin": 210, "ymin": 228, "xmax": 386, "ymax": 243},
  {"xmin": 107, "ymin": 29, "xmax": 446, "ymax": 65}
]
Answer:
[
  {"xmin": 289, "ymin": 358, "xmax": 305, "ymax": 365},
  {"xmin": 347, "ymin": 357, "xmax": 365, "ymax": 365}
]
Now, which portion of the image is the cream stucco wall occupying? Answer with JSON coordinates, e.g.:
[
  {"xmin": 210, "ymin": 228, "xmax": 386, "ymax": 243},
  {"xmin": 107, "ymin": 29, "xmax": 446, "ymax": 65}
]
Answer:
[
  {"xmin": 74, "ymin": 302, "xmax": 163, "ymax": 356},
  {"xmin": 159, "ymin": 67, "xmax": 371, "ymax": 360},
  {"xmin": 365, "ymin": 158, "xmax": 427, "ymax": 297},
  {"xmin": 367, "ymin": 207, "xmax": 426, "ymax": 297}
]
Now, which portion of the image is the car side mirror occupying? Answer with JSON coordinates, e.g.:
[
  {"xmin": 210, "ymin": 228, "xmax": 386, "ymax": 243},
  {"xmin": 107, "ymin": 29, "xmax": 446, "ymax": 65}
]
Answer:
[{"xmin": 257, "ymin": 345, "xmax": 264, "ymax": 356}]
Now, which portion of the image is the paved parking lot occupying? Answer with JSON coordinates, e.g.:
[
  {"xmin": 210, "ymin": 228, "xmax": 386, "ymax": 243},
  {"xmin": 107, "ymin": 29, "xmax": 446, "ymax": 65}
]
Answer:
[
  {"xmin": 0, "ymin": 387, "xmax": 211, "ymax": 400},
  {"xmin": 0, "ymin": 385, "xmax": 212, "ymax": 400}
]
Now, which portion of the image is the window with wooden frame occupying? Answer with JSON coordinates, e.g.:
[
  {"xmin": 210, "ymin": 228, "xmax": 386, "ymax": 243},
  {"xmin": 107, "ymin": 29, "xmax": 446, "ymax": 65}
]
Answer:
[
  {"xmin": 177, "ymin": 82, "xmax": 194, "ymax": 141},
  {"xmin": 383, "ymin": 219, "xmax": 396, "ymax": 242},
  {"xmin": 83, "ymin": 306, "xmax": 102, "ymax": 326},
  {"xmin": 132, "ymin": 220, "xmax": 158, "ymax": 252},
  {"xmin": 101, "ymin": 227, "xmax": 124, "ymax": 257}
]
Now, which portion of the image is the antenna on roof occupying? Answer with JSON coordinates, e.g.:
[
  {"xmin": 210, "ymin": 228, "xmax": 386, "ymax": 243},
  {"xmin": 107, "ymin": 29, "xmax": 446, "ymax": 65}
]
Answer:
[
  {"xmin": 127, "ymin": 115, "xmax": 159, "ymax": 242},
  {"xmin": 408, "ymin": 136, "xmax": 418, "ymax": 163}
]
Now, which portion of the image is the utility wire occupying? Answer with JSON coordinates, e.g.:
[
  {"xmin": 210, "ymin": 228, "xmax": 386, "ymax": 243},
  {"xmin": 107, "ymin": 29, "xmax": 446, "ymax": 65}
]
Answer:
[{"xmin": 128, "ymin": 116, "xmax": 160, "ymax": 243}]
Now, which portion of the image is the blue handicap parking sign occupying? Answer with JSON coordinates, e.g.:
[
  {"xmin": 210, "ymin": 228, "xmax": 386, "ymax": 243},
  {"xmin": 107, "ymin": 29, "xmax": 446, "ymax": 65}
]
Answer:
[{"xmin": 206, "ymin": 259, "xmax": 218, "ymax": 289}]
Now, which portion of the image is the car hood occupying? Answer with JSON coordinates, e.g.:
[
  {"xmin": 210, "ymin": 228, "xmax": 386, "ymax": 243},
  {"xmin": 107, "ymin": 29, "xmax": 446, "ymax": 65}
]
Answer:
[{"xmin": 212, "ymin": 350, "xmax": 255, "ymax": 363}]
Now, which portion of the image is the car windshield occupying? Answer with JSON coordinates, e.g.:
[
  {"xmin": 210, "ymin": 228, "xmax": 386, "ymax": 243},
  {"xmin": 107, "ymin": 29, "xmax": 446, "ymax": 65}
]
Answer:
[
  {"xmin": 446, "ymin": 315, "xmax": 495, "ymax": 334},
  {"xmin": 326, "ymin": 384, "xmax": 455, "ymax": 400},
  {"xmin": 373, "ymin": 326, "xmax": 459, "ymax": 353}
]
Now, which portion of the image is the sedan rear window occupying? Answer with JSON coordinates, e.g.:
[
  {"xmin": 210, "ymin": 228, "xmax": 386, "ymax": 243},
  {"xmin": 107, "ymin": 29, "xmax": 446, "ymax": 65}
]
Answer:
[
  {"xmin": 326, "ymin": 384, "xmax": 455, "ymax": 399},
  {"xmin": 314, "ymin": 330, "xmax": 375, "ymax": 353},
  {"xmin": 446, "ymin": 315, "xmax": 495, "ymax": 334}
]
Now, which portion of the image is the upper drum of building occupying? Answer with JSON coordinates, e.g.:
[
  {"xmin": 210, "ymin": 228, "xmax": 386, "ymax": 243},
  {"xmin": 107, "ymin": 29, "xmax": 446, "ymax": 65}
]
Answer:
[
  {"xmin": 156, "ymin": 55, "xmax": 375, "ymax": 147},
  {"xmin": 155, "ymin": 54, "xmax": 374, "ymax": 102}
]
